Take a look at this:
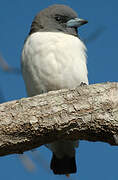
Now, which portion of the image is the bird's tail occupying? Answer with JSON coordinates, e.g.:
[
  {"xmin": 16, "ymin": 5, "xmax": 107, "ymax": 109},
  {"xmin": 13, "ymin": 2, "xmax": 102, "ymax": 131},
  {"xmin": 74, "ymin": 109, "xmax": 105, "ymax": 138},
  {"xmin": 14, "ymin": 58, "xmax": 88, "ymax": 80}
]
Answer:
[{"xmin": 50, "ymin": 153, "xmax": 76, "ymax": 175}]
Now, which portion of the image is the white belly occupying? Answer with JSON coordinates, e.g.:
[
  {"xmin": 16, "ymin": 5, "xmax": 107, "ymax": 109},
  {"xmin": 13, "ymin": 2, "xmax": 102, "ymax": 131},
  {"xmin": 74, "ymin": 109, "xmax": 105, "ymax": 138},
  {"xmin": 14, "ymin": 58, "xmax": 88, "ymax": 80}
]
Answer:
[{"xmin": 21, "ymin": 32, "xmax": 88, "ymax": 96}]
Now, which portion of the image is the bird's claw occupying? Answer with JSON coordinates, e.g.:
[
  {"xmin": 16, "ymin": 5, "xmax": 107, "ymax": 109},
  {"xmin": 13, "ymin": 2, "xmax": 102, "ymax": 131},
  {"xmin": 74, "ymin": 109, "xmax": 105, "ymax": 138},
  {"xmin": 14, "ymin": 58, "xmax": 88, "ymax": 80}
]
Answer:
[{"xmin": 80, "ymin": 82, "xmax": 87, "ymax": 86}]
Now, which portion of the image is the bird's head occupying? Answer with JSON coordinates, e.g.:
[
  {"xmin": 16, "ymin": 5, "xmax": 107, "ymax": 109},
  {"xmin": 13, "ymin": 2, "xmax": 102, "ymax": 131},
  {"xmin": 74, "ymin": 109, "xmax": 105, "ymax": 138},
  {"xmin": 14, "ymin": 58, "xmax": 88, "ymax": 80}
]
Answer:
[{"xmin": 29, "ymin": 4, "xmax": 88, "ymax": 37}]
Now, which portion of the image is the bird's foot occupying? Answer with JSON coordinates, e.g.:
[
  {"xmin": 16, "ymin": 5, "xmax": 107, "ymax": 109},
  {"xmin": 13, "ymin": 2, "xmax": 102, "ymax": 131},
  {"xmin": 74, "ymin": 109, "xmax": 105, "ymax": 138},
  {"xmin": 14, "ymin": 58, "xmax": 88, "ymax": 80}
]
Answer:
[{"xmin": 80, "ymin": 82, "xmax": 87, "ymax": 86}]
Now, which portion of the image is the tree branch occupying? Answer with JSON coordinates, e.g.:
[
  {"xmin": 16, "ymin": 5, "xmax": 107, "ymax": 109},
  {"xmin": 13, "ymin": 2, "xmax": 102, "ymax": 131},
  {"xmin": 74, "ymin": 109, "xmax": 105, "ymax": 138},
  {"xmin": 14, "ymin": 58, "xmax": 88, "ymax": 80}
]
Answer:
[{"xmin": 0, "ymin": 82, "xmax": 118, "ymax": 156}]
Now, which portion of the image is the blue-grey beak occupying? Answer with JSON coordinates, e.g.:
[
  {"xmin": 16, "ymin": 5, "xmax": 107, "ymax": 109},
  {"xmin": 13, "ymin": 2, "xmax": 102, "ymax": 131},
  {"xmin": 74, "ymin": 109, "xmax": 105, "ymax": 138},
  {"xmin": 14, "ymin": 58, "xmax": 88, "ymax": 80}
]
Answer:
[{"xmin": 67, "ymin": 18, "xmax": 88, "ymax": 28}]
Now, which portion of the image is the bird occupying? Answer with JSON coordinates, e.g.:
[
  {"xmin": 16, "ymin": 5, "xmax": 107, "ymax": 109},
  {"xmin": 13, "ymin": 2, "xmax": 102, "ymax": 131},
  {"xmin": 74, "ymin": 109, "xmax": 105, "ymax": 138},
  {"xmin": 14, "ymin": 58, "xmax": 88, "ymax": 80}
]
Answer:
[{"xmin": 21, "ymin": 4, "xmax": 88, "ymax": 175}]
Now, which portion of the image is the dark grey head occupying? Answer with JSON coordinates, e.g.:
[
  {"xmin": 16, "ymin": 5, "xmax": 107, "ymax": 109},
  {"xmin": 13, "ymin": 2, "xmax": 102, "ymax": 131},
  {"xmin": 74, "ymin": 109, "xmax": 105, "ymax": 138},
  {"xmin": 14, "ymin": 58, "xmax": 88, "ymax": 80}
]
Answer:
[{"xmin": 29, "ymin": 4, "xmax": 88, "ymax": 37}]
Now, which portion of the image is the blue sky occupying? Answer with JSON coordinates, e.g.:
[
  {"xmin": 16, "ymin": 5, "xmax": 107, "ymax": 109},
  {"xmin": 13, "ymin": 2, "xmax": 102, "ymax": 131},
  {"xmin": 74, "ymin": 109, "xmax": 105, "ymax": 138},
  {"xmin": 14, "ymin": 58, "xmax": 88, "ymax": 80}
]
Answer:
[{"xmin": 0, "ymin": 0, "xmax": 118, "ymax": 180}]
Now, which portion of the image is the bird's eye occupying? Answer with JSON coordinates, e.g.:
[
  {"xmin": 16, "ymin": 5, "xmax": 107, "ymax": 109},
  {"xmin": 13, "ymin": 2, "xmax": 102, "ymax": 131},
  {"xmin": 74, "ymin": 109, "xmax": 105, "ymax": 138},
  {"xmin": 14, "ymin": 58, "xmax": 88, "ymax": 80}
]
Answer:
[
  {"xmin": 55, "ymin": 15, "xmax": 64, "ymax": 22},
  {"xmin": 55, "ymin": 16, "xmax": 62, "ymax": 21}
]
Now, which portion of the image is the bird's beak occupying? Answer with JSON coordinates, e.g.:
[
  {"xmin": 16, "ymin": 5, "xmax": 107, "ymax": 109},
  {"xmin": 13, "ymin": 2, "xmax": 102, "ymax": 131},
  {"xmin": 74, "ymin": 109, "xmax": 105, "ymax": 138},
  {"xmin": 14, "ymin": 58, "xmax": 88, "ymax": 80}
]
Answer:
[{"xmin": 67, "ymin": 18, "xmax": 88, "ymax": 28}]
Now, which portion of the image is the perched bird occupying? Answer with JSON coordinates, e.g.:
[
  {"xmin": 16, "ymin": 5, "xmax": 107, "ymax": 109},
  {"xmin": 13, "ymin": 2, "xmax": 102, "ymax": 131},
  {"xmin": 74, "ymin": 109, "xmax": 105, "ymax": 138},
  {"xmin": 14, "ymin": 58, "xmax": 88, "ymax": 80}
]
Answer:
[{"xmin": 21, "ymin": 4, "xmax": 88, "ymax": 175}]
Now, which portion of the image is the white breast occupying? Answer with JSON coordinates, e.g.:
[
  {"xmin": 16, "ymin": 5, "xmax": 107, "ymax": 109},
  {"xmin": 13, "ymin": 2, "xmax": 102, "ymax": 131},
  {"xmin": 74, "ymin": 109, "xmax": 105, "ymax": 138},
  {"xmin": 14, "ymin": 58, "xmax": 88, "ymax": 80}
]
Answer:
[{"xmin": 21, "ymin": 32, "xmax": 88, "ymax": 96}]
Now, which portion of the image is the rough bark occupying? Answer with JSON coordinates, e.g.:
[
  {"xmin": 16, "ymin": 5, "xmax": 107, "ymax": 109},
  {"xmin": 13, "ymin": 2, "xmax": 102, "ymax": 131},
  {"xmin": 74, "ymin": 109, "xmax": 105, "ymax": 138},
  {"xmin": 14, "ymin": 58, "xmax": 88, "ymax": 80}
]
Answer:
[{"xmin": 0, "ymin": 82, "xmax": 118, "ymax": 156}]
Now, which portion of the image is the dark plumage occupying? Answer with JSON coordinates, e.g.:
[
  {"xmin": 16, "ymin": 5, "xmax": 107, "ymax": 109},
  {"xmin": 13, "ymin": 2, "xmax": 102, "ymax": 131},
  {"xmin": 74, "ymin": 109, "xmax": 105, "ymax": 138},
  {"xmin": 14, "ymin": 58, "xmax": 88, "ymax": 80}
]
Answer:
[
  {"xmin": 51, "ymin": 153, "xmax": 77, "ymax": 174},
  {"xmin": 29, "ymin": 4, "xmax": 79, "ymax": 36}
]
